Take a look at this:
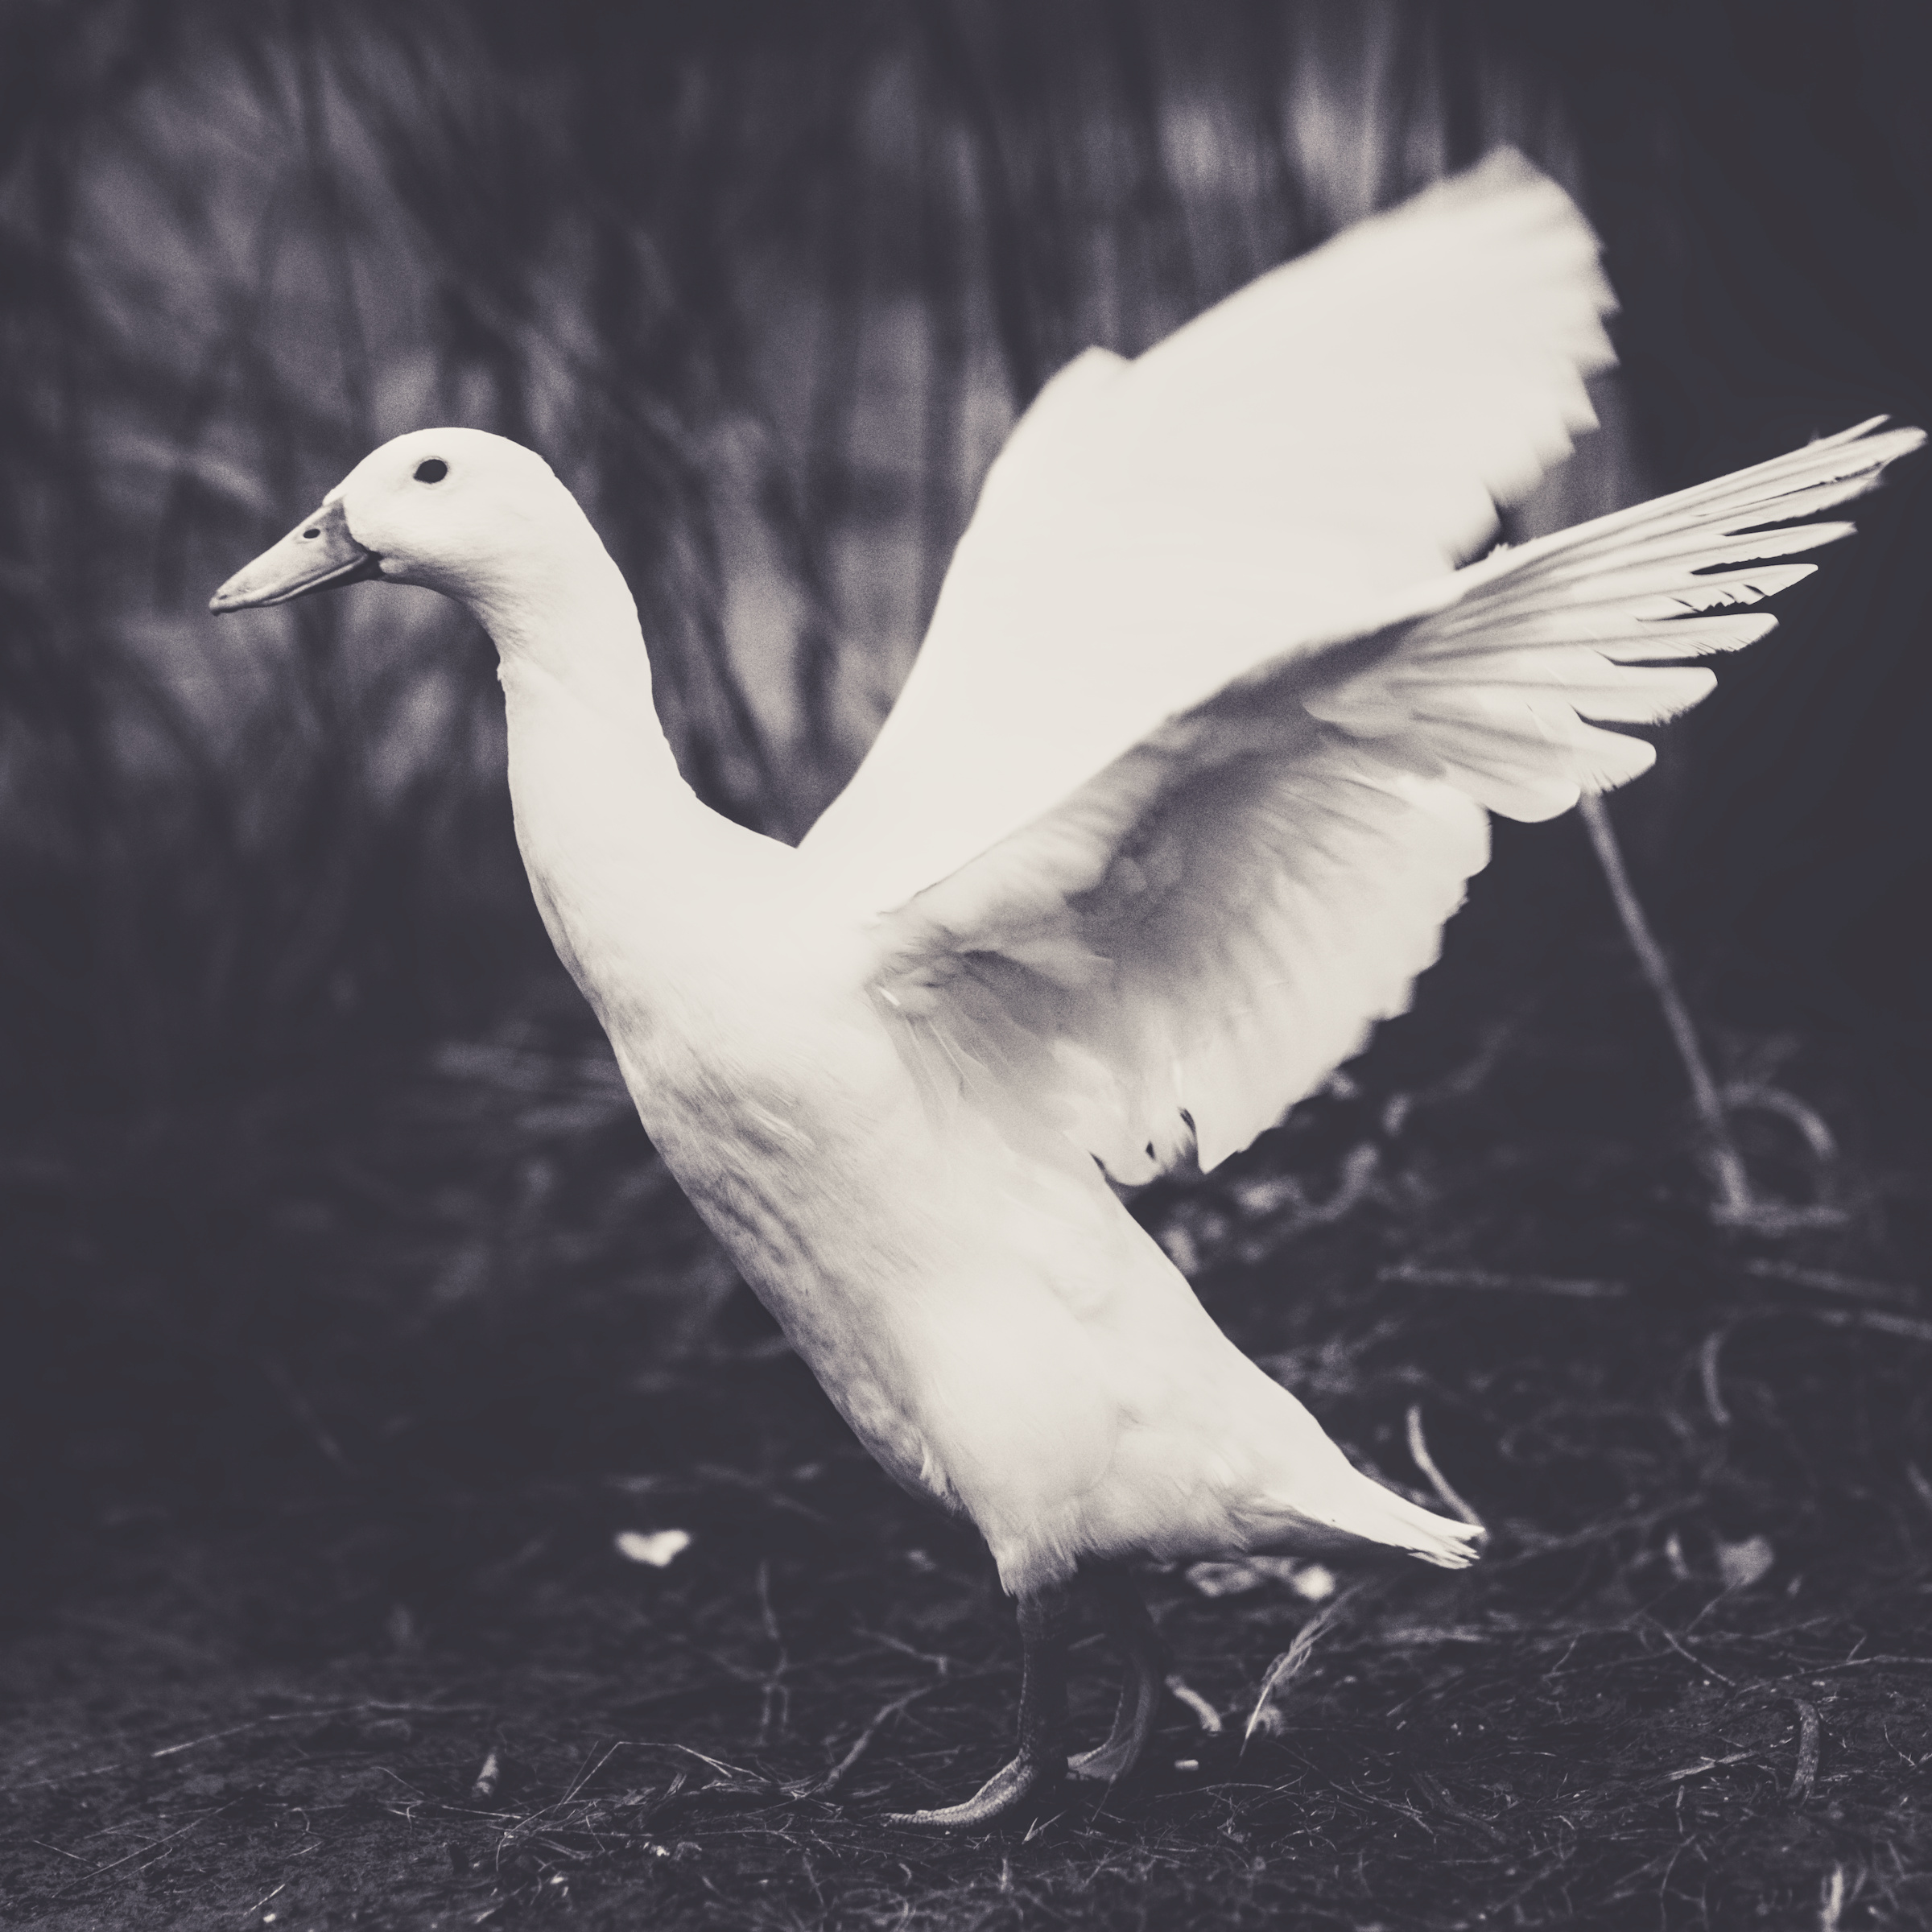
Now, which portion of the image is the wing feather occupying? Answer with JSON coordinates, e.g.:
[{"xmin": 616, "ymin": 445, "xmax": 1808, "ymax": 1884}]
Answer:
[
  {"xmin": 865, "ymin": 419, "xmax": 1922, "ymax": 1180},
  {"xmin": 803, "ymin": 148, "xmax": 1617, "ymax": 912}
]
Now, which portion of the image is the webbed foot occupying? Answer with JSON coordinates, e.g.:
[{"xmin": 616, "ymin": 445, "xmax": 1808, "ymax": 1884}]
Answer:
[
  {"xmin": 1067, "ymin": 1565, "xmax": 1166, "ymax": 1784},
  {"xmin": 882, "ymin": 1584, "xmax": 1071, "ymax": 1831},
  {"xmin": 881, "ymin": 1744, "xmax": 1066, "ymax": 1828}
]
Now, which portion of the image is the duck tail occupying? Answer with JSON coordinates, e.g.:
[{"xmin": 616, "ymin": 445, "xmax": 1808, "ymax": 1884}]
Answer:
[
  {"xmin": 1247, "ymin": 1466, "xmax": 1485, "ymax": 1571},
  {"xmin": 1350, "ymin": 1482, "xmax": 1485, "ymax": 1569}
]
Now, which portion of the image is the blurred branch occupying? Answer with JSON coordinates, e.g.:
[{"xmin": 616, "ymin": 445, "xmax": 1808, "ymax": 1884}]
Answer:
[{"xmin": 1580, "ymin": 794, "xmax": 1847, "ymax": 1236}]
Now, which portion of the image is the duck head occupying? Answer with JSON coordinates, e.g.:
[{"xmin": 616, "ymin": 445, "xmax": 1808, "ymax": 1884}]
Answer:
[{"xmin": 209, "ymin": 428, "xmax": 606, "ymax": 637}]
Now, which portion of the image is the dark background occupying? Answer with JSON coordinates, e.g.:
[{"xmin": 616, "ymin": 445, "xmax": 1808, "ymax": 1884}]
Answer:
[
  {"xmin": 1526, "ymin": 0, "xmax": 1932, "ymax": 1137},
  {"xmin": 4, "ymin": 5, "xmax": 1932, "ymax": 1927}
]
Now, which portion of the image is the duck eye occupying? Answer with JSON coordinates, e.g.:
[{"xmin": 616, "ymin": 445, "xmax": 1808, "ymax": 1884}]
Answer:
[
  {"xmin": 414, "ymin": 459, "xmax": 448, "ymax": 484},
  {"xmin": 301, "ymin": 526, "xmax": 320, "ymax": 539}
]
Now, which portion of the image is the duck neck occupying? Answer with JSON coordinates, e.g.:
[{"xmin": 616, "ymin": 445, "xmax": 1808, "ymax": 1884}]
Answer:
[
  {"xmin": 482, "ymin": 549, "xmax": 753, "ymax": 1019},
  {"xmin": 491, "ymin": 550, "xmax": 692, "ymax": 798},
  {"xmin": 481, "ymin": 545, "xmax": 674, "ymax": 754}
]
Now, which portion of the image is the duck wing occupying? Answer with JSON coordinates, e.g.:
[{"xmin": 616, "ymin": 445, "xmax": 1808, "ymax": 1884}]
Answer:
[
  {"xmin": 858, "ymin": 419, "xmax": 1922, "ymax": 1181},
  {"xmin": 803, "ymin": 147, "xmax": 1616, "ymax": 912}
]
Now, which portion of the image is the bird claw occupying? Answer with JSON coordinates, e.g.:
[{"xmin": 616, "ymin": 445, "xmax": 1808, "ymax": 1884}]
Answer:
[
  {"xmin": 1065, "ymin": 1564, "xmax": 1168, "ymax": 1785},
  {"xmin": 881, "ymin": 1748, "xmax": 1065, "ymax": 1829},
  {"xmin": 886, "ymin": 1568, "xmax": 1167, "ymax": 1823},
  {"xmin": 1067, "ymin": 1736, "xmax": 1136, "ymax": 1782}
]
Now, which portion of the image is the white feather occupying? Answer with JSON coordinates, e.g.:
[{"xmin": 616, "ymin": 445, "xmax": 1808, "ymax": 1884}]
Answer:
[
  {"xmin": 230, "ymin": 155, "xmax": 1918, "ymax": 1613},
  {"xmin": 803, "ymin": 147, "xmax": 1618, "ymax": 913},
  {"xmin": 847, "ymin": 390, "xmax": 1922, "ymax": 1183}
]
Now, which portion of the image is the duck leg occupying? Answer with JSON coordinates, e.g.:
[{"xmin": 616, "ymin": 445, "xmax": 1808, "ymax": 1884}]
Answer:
[
  {"xmin": 883, "ymin": 1583, "xmax": 1071, "ymax": 1829},
  {"xmin": 1067, "ymin": 1564, "xmax": 1166, "ymax": 1784}
]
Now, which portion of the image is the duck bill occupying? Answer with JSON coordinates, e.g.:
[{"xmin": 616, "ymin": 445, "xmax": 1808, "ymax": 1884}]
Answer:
[{"xmin": 208, "ymin": 498, "xmax": 383, "ymax": 613}]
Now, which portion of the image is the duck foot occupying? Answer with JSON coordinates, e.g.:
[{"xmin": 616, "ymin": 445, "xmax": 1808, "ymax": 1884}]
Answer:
[
  {"xmin": 1067, "ymin": 1566, "xmax": 1166, "ymax": 1784},
  {"xmin": 881, "ymin": 1744, "xmax": 1066, "ymax": 1829},
  {"xmin": 883, "ymin": 1585, "xmax": 1071, "ymax": 1830}
]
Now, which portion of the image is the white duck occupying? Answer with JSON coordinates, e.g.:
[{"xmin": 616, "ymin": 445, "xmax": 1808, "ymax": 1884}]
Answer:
[{"xmin": 213, "ymin": 151, "xmax": 1921, "ymax": 1827}]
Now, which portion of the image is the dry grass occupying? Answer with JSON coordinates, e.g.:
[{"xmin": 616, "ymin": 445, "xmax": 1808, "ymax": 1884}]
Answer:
[{"xmin": 6, "ymin": 910, "xmax": 1931, "ymax": 1929}]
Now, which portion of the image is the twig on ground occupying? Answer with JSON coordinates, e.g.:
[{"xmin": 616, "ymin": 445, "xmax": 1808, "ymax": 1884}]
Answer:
[
  {"xmin": 1906, "ymin": 1463, "xmax": 1932, "ymax": 1519},
  {"xmin": 1580, "ymin": 795, "xmax": 1750, "ymax": 1218},
  {"xmin": 1788, "ymin": 1699, "xmax": 1823, "ymax": 1804},
  {"xmin": 1406, "ymin": 1405, "xmax": 1486, "ymax": 1530},
  {"xmin": 562, "ymin": 1740, "xmax": 628, "ymax": 1806},
  {"xmin": 1662, "ymin": 1749, "xmax": 1756, "ymax": 1785},
  {"xmin": 1735, "ymin": 1655, "xmax": 1932, "ymax": 1689},
  {"xmin": 30, "ymin": 1839, "xmax": 94, "ymax": 1865},
  {"xmin": 1819, "ymin": 1864, "xmax": 1847, "ymax": 1932},
  {"xmin": 1352, "ymin": 1789, "xmax": 1440, "ymax": 1840},
  {"xmin": 1767, "ymin": 1307, "xmax": 1932, "ymax": 1347},
  {"xmin": 1580, "ymin": 795, "xmax": 1843, "ymax": 1235},
  {"xmin": 793, "ymin": 1681, "xmax": 949, "ymax": 1800},
  {"xmin": 58, "ymin": 1802, "xmax": 237, "ymax": 1886},
  {"xmin": 1380, "ymin": 1265, "xmax": 1624, "ymax": 1299},
  {"xmin": 1165, "ymin": 1675, "xmax": 1223, "ymax": 1735},
  {"xmin": 621, "ymin": 1741, "xmax": 767, "ymax": 1788},
  {"xmin": 1744, "ymin": 1260, "xmax": 1920, "ymax": 1307},
  {"xmin": 1723, "ymin": 1084, "xmax": 1837, "ymax": 1162},
  {"xmin": 1242, "ymin": 1589, "xmax": 1361, "ymax": 1747},
  {"xmin": 1411, "ymin": 1769, "xmax": 1509, "ymax": 1843},
  {"xmin": 260, "ymin": 1356, "xmax": 357, "ymax": 1475},
  {"xmin": 1698, "ymin": 1330, "xmax": 1732, "ymax": 1428},
  {"xmin": 2, "ymin": 1702, "xmax": 489, "ymax": 1794},
  {"xmin": 755, "ymin": 1560, "xmax": 791, "ymax": 1744},
  {"xmin": 1646, "ymin": 1617, "xmax": 1738, "ymax": 1688},
  {"xmin": 855, "ymin": 1626, "xmax": 959, "ymax": 1675}
]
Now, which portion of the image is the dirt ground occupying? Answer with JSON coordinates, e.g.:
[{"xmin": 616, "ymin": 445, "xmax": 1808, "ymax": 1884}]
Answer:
[{"xmin": 6, "ymin": 920, "xmax": 1932, "ymax": 1930}]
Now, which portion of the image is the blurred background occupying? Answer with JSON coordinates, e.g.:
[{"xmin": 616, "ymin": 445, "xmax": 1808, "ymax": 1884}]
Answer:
[
  {"xmin": 8, "ymin": 13, "xmax": 1932, "ymax": 1914},
  {"xmin": 2, "ymin": 0, "xmax": 1928, "ymax": 1435}
]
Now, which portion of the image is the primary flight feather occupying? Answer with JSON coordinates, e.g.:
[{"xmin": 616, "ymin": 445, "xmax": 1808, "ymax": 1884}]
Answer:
[{"xmin": 212, "ymin": 147, "xmax": 1922, "ymax": 1828}]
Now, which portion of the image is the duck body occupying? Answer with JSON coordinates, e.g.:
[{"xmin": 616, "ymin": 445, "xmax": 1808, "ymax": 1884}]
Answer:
[
  {"xmin": 212, "ymin": 149, "xmax": 1922, "ymax": 1825},
  {"xmin": 499, "ymin": 630, "xmax": 1463, "ymax": 1599}
]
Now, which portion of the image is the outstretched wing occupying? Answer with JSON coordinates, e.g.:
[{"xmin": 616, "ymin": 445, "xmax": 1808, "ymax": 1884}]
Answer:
[
  {"xmin": 862, "ymin": 420, "xmax": 1922, "ymax": 1181},
  {"xmin": 803, "ymin": 148, "xmax": 1616, "ymax": 910}
]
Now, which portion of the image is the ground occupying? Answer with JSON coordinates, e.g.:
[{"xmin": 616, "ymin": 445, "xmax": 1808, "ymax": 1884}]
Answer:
[{"xmin": 5, "ymin": 902, "xmax": 1931, "ymax": 1931}]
